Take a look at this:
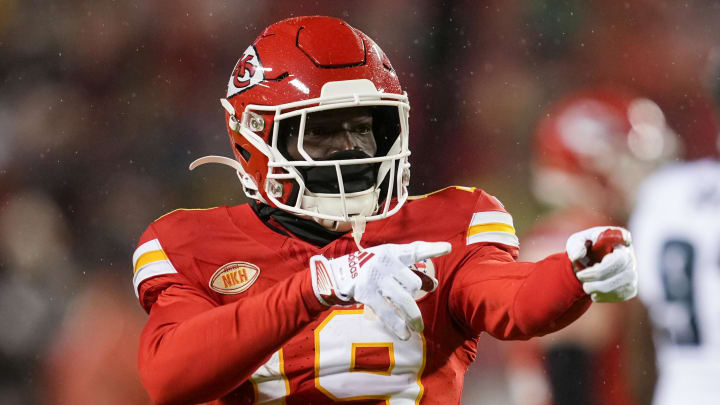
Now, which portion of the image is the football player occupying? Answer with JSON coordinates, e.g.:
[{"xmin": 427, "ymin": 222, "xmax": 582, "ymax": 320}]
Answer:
[
  {"xmin": 630, "ymin": 161, "xmax": 720, "ymax": 405},
  {"xmin": 629, "ymin": 57, "xmax": 720, "ymax": 405},
  {"xmin": 504, "ymin": 88, "xmax": 678, "ymax": 405},
  {"xmin": 133, "ymin": 17, "xmax": 638, "ymax": 405}
]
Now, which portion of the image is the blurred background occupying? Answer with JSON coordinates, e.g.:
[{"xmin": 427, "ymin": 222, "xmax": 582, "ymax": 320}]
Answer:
[{"xmin": 1, "ymin": 0, "xmax": 719, "ymax": 404}]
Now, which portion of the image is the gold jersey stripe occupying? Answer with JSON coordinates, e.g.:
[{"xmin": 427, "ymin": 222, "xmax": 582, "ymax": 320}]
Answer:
[
  {"xmin": 407, "ymin": 185, "xmax": 476, "ymax": 200},
  {"xmin": 467, "ymin": 222, "xmax": 515, "ymax": 237},
  {"xmin": 134, "ymin": 249, "xmax": 169, "ymax": 274},
  {"xmin": 154, "ymin": 206, "xmax": 219, "ymax": 222}
]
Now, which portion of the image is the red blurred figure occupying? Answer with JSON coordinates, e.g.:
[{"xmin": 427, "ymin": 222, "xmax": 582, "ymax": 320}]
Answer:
[
  {"xmin": 532, "ymin": 87, "xmax": 680, "ymax": 221},
  {"xmin": 506, "ymin": 87, "xmax": 676, "ymax": 405},
  {"xmin": 44, "ymin": 275, "xmax": 152, "ymax": 405}
]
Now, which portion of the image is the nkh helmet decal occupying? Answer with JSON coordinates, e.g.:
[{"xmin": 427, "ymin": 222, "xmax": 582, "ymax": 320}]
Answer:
[{"xmin": 190, "ymin": 16, "xmax": 411, "ymax": 236}]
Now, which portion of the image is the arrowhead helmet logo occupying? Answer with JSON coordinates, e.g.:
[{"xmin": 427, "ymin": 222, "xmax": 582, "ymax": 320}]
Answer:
[
  {"xmin": 233, "ymin": 54, "xmax": 256, "ymax": 88},
  {"xmin": 227, "ymin": 46, "xmax": 265, "ymax": 98}
]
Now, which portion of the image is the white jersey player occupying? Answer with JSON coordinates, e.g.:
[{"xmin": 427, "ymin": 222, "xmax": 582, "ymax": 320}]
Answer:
[{"xmin": 630, "ymin": 159, "xmax": 720, "ymax": 405}]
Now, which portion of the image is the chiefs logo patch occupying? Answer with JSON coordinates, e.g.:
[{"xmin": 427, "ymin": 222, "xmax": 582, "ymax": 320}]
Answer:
[
  {"xmin": 409, "ymin": 259, "xmax": 436, "ymax": 300},
  {"xmin": 226, "ymin": 45, "xmax": 264, "ymax": 98},
  {"xmin": 209, "ymin": 261, "xmax": 260, "ymax": 294}
]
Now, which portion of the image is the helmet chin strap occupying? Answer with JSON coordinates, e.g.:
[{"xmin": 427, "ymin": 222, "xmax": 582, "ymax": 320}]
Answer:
[
  {"xmin": 300, "ymin": 186, "xmax": 378, "ymax": 232},
  {"xmin": 296, "ymin": 183, "xmax": 376, "ymax": 250},
  {"xmin": 351, "ymin": 215, "xmax": 367, "ymax": 250}
]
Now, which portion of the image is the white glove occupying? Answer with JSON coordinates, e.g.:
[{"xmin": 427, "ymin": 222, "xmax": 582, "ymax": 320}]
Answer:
[
  {"xmin": 309, "ymin": 241, "xmax": 451, "ymax": 340},
  {"xmin": 566, "ymin": 226, "xmax": 638, "ymax": 303}
]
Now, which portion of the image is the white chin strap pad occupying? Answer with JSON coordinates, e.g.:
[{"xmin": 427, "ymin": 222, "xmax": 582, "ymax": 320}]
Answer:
[{"xmin": 301, "ymin": 188, "xmax": 379, "ymax": 231}]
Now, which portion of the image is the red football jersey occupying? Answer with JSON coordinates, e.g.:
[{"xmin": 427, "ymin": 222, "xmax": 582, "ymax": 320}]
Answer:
[{"xmin": 132, "ymin": 187, "xmax": 589, "ymax": 405}]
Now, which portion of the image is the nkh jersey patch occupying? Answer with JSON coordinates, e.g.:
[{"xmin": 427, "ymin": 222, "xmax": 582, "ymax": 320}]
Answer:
[
  {"xmin": 209, "ymin": 261, "xmax": 260, "ymax": 294},
  {"xmin": 227, "ymin": 45, "xmax": 265, "ymax": 98},
  {"xmin": 132, "ymin": 238, "xmax": 178, "ymax": 297},
  {"xmin": 466, "ymin": 211, "xmax": 518, "ymax": 247}
]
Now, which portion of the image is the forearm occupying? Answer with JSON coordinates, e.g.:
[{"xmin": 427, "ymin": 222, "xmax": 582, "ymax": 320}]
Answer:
[
  {"xmin": 452, "ymin": 251, "xmax": 590, "ymax": 340},
  {"xmin": 139, "ymin": 271, "xmax": 324, "ymax": 405},
  {"xmin": 511, "ymin": 253, "xmax": 591, "ymax": 337}
]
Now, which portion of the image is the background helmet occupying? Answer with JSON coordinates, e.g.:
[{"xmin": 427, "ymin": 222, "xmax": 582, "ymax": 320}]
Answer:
[
  {"xmin": 532, "ymin": 87, "xmax": 681, "ymax": 218},
  {"xmin": 197, "ymin": 16, "xmax": 411, "ymax": 231}
]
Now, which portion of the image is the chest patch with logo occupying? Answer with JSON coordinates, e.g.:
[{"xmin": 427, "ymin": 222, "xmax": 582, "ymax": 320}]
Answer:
[{"xmin": 209, "ymin": 261, "xmax": 260, "ymax": 294}]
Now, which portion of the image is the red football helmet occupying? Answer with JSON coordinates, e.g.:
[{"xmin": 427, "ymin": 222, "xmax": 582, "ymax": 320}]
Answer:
[
  {"xmin": 192, "ymin": 16, "xmax": 410, "ymax": 232},
  {"xmin": 532, "ymin": 87, "xmax": 681, "ymax": 217}
]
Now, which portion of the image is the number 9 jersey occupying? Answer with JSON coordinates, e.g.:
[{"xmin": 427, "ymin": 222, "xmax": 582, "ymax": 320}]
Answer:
[{"xmin": 630, "ymin": 160, "xmax": 720, "ymax": 405}]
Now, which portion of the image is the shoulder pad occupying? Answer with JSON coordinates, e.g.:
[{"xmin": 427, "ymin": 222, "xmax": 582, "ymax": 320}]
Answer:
[
  {"xmin": 406, "ymin": 186, "xmax": 518, "ymax": 248},
  {"xmin": 132, "ymin": 207, "xmax": 224, "ymax": 307}
]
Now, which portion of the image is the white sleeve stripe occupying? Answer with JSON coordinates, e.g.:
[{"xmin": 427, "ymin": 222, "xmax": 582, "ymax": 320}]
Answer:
[
  {"xmin": 467, "ymin": 231, "xmax": 519, "ymax": 247},
  {"xmin": 470, "ymin": 211, "xmax": 514, "ymax": 227},
  {"xmin": 133, "ymin": 238, "xmax": 163, "ymax": 268},
  {"xmin": 133, "ymin": 260, "xmax": 178, "ymax": 297}
]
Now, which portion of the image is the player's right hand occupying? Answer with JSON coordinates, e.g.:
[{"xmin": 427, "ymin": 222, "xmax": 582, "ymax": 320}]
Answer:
[
  {"xmin": 566, "ymin": 226, "xmax": 638, "ymax": 303},
  {"xmin": 309, "ymin": 241, "xmax": 451, "ymax": 340}
]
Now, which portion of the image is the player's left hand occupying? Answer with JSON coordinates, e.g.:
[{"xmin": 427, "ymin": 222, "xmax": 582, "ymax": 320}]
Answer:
[{"xmin": 566, "ymin": 226, "xmax": 638, "ymax": 303}]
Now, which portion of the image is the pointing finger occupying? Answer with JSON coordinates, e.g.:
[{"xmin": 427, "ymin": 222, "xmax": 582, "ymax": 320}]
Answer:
[{"xmin": 396, "ymin": 241, "xmax": 452, "ymax": 265}]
